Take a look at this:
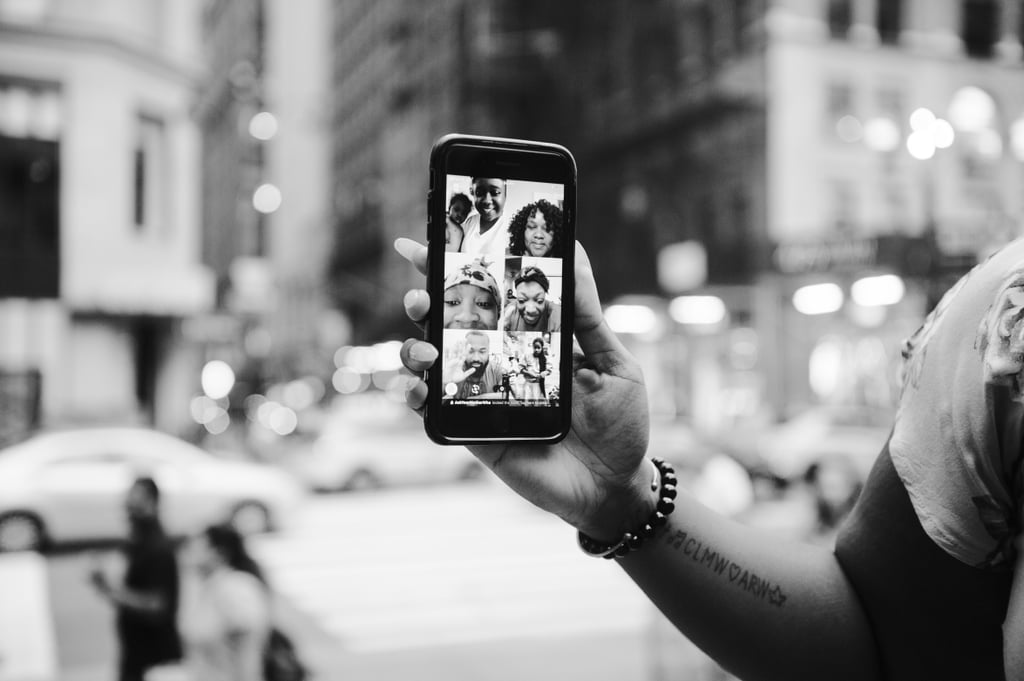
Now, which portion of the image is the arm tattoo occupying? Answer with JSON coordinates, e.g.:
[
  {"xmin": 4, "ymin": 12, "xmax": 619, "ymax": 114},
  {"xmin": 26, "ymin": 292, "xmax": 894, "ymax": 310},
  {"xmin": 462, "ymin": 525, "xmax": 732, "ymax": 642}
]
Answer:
[{"xmin": 663, "ymin": 530, "xmax": 788, "ymax": 608}]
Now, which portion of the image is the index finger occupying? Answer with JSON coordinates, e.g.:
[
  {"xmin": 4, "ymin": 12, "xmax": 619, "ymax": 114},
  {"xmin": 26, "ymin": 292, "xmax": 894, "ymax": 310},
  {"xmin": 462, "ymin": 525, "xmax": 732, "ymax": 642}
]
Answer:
[{"xmin": 394, "ymin": 237, "xmax": 428, "ymax": 276}]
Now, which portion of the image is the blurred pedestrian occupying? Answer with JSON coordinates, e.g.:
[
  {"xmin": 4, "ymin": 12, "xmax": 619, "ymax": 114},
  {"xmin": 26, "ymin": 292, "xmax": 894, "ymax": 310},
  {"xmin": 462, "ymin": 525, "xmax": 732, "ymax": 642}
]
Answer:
[
  {"xmin": 89, "ymin": 476, "xmax": 182, "ymax": 681},
  {"xmin": 179, "ymin": 523, "xmax": 271, "ymax": 681},
  {"xmin": 396, "ymin": 234, "xmax": 1024, "ymax": 680},
  {"xmin": 506, "ymin": 199, "xmax": 564, "ymax": 258},
  {"xmin": 803, "ymin": 454, "xmax": 864, "ymax": 545},
  {"xmin": 504, "ymin": 266, "xmax": 561, "ymax": 332},
  {"xmin": 459, "ymin": 177, "xmax": 508, "ymax": 259}
]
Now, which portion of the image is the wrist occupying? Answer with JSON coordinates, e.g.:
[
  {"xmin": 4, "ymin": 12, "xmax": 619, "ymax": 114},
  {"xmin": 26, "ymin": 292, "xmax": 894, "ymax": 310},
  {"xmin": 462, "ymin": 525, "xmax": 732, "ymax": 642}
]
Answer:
[
  {"xmin": 578, "ymin": 458, "xmax": 678, "ymax": 559},
  {"xmin": 579, "ymin": 459, "xmax": 661, "ymax": 544}
]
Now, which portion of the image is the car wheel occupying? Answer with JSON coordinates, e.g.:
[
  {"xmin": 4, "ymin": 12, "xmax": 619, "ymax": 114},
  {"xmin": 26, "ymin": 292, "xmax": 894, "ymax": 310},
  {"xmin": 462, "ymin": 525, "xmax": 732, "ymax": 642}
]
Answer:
[
  {"xmin": 342, "ymin": 468, "xmax": 382, "ymax": 492},
  {"xmin": 229, "ymin": 502, "xmax": 272, "ymax": 535},
  {"xmin": 0, "ymin": 512, "xmax": 46, "ymax": 553}
]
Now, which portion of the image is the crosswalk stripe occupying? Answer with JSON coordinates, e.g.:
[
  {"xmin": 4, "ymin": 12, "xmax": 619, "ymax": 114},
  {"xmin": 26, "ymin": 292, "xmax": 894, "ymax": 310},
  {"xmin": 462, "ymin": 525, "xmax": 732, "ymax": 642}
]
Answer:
[{"xmin": 251, "ymin": 489, "xmax": 652, "ymax": 653}]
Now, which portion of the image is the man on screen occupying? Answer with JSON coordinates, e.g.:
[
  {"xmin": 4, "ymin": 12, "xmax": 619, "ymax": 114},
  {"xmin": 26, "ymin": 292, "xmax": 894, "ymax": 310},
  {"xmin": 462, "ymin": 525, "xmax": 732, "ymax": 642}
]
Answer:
[{"xmin": 443, "ymin": 330, "xmax": 504, "ymax": 401}]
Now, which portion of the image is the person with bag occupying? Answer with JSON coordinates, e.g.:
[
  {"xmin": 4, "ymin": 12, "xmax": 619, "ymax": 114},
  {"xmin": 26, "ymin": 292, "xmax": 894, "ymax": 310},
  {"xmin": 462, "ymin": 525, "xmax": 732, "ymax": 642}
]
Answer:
[{"xmin": 179, "ymin": 523, "xmax": 306, "ymax": 681}]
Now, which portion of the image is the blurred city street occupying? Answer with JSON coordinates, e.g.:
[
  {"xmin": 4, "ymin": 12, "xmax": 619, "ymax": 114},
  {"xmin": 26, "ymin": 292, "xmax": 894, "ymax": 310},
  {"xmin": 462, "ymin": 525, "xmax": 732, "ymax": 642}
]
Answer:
[
  {"xmin": 44, "ymin": 477, "xmax": 717, "ymax": 681},
  {"xmin": 2, "ymin": 0, "xmax": 1023, "ymax": 679}
]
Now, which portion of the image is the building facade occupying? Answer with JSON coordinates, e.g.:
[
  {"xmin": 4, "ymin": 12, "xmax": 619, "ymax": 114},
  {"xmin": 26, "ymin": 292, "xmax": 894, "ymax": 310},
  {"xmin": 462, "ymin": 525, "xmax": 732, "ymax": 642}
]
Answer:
[
  {"xmin": 195, "ymin": 0, "xmax": 334, "ymax": 389},
  {"xmin": 560, "ymin": 0, "xmax": 1024, "ymax": 425},
  {"xmin": 323, "ymin": 0, "xmax": 1023, "ymax": 426},
  {"xmin": 0, "ymin": 0, "xmax": 212, "ymax": 442}
]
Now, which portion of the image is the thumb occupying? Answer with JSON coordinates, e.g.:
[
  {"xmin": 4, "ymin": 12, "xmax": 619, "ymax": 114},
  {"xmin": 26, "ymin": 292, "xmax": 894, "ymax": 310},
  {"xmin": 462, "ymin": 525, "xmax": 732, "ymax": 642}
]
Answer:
[{"xmin": 573, "ymin": 241, "xmax": 630, "ymax": 369}]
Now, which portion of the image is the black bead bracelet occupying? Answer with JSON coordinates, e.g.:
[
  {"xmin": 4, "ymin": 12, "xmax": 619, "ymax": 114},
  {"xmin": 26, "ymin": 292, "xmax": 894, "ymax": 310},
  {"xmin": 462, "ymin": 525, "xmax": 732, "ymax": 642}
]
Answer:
[{"xmin": 577, "ymin": 457, "xmax": 678, "ymax": 559}]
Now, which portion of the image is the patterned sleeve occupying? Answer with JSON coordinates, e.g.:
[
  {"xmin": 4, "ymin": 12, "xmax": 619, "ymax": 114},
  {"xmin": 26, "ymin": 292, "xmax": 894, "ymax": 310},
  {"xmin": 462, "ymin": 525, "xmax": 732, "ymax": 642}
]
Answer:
[{"xmin": 890, "ymin": 241, "xmax": 1024, "ymax": 571}]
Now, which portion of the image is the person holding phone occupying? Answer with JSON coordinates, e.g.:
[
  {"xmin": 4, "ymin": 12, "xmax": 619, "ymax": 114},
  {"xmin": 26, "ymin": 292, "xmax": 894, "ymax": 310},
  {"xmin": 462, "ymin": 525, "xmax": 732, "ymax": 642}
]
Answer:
[
  {"xmin": 507, "ymin": 199, "xmax": 563, "ymax": 258},
  {"xmin": 459, "ymin": 177, "xmax": 509, "ymax": 259},
  {"xmin": 396, "ymin": 234, "xmax": 1024, "ymax": 681}
]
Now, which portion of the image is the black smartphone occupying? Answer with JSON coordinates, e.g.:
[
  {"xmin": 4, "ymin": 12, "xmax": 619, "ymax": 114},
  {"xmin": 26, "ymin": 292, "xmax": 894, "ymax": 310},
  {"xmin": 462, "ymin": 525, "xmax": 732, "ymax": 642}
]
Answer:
[{"xmin": 424, "ymin": 133, "xmax": 576, "ymax": 444}]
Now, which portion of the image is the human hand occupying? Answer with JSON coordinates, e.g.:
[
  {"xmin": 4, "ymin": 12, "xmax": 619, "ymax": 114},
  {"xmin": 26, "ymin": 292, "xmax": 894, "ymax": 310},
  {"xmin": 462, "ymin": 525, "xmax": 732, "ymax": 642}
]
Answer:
[
  {"xmin": 88, "ymin": 562, "xmax": 110, "ymax": 595},
  {"xmin": 441, "ymin": 355, "xmax": 476, "ymax": 387},
  {"xmin": 395, "ymin": 238, "xmax": 653, "ymax": 542}
]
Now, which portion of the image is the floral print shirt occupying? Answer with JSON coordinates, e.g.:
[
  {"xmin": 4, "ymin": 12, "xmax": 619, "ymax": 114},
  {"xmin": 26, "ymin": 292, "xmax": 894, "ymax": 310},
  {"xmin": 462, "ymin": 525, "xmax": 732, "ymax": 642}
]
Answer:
[{"xmin": 892, "ymin": 239, "xmax": 1024, "ymax": 570}]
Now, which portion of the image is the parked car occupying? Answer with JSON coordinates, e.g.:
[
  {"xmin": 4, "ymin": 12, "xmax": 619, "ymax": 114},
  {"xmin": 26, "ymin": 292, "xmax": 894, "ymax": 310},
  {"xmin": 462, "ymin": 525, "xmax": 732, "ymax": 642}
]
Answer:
[
  {"xmin": 722, "ymin": 404, "xmax": 892, "ymax": 484},
  {"xmin": 286, "ymin": 395, "xmax": 485, "ymax": 492},
  {"xmin": 0, "ymin": 427, "xmax": 306, "ymax": 552}
]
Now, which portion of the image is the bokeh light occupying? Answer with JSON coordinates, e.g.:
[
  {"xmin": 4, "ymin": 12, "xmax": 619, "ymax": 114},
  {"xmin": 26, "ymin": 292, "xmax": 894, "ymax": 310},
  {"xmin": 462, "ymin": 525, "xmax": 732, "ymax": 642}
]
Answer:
[
  {"xmin": 253, "ymin": 183, "xmax": 282, "ymax": 213},
  {"xmin": 201, "ymin": 360, "xmax": 235, "ymax": 400},
  {"xmin": 248, "ymin": 111, "xmax": 278, "ymax": 140}
]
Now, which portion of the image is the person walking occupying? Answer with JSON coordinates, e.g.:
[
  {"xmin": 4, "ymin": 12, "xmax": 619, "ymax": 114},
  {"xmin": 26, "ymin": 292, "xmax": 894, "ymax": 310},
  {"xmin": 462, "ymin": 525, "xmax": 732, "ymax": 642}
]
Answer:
[
  {"xmin": 178, "ymin": 523, "xmax": 272, "ymax": 681},
  {"xmin": 89, "ymin": 476, "xmax": 183, "ymax": 681}
]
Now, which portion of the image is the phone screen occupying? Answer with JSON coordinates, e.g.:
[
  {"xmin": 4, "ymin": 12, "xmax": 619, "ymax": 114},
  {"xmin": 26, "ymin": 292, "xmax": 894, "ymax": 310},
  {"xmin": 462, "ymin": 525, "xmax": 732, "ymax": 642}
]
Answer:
[
  {"xmin": 440, "ymin": 174, "xmax": 566, "ymax": 409},
  {"xmin": 426, "ymin": 136, "xmax": 575, "ymax": 443}
]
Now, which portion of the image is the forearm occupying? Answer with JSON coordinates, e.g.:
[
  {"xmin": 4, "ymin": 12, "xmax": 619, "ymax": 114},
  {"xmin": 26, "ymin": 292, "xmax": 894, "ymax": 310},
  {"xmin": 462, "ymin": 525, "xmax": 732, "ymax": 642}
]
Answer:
[
  {"xmin": 617, "ymin": 492, "xmax": 881, "ymax": 681},
  {"xmin": 100, "ymin": 586, "xmax": 166, "ymax": 615}
]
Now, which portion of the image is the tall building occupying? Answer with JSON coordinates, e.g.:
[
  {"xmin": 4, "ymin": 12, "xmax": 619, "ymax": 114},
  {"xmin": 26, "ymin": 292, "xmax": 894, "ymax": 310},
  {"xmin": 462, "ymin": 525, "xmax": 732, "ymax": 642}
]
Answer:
[
  {"xmin": 325, "ymin": 0, "xmax": 1023, "ymax": 423},
  {"xmin": 562, "ymin": 0, "xmax": 1024, "ymax": 424},
  {"xmin": 328, "ymin": 0, "xmax": 458, "ymax": 344},
  {"xmin": 327, "ymin": 0, "xmax": 578, "ymax": 343},
  {"xmin": 0, "ymin": 0, "xmax": 212, "ymax": 441},
  {"xmin": 195, "ymin": 0, "xmax": 334, "ymax": 410}
]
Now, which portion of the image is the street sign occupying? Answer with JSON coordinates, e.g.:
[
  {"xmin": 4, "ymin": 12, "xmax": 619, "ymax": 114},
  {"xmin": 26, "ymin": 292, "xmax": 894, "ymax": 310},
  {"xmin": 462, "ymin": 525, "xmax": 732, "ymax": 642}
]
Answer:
[
  {"xmin": 772, "ymin": 237, "xmax": 878, "ymax": 274},
  {"xmin": 0, "ymin": 553, "xmax": 57, "ymax": 681}
]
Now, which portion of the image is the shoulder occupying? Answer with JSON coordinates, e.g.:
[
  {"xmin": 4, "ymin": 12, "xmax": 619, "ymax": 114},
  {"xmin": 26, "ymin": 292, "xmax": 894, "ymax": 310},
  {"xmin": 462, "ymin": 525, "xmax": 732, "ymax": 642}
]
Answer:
[
  {"xmin": 208, "ymin": 569, "xmax": 264, "ymax": 605},
  {"xmin": 210, "ymin": 570, "xmax": 270, "ymax": 628}
]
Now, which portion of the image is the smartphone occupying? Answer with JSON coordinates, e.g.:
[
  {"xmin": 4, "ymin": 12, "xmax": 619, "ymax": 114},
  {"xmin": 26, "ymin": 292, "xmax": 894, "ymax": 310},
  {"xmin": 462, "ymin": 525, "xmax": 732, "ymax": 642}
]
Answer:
[{"xmin": 424, "ymin": 133, "xmax": 576, "ymax": 444}]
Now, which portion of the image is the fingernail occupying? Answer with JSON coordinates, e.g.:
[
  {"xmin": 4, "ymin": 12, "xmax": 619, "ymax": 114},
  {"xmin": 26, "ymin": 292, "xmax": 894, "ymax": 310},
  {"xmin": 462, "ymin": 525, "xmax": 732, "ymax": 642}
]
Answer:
[
  {"xmin": 394, "ymin": 237, "xmax": 418, "ymax": 261},
  {"xmin": 403, "ymin": 289, "xmax": 424, "ymax": 311},
  {"xmin": 409, "ymin": 343, "xmax": 437, "ymax": 363}
]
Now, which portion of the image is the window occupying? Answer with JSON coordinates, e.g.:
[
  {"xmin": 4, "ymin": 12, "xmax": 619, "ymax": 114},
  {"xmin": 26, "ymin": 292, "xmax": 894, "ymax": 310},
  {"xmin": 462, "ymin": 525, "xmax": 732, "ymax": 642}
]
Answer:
[
  {"xmin": 877, "ymin": 86, "xmax": 905, "ymax": 137},
  {"xmin": 0, "ymin": 81, "xmax": 61, "ymax": 299},
  {"xmin": 732, "ymin": 0, "xmax": 751, "ymax": 53},
  {"xmin": 877, "ymin": 0, "xmax": 903, "ymax": 45},
  {"xmin": 831, "ymin": 180, "xmax": 856, "ymax": 232},
  {"xmin": 962, "ymin": 0, "xmax": 998, "ymax": 58},
  {"xmin": 1019, "ymin": 0, "xmax": 1024, "ymax": 55},
  {"xmin": 827, "ymin": 81, "xmax": 854, "ymax": 119},
  {"xmin": 133, "ymin": 114, "xmax": 166, "ymax": 233},
  {"xmin": 696, "ymin": 3, "xmax": 716, "ymax": 68},
  {"xmin": 826, "ymin": 81, "xmax": 855, "ymax": 138},
  {"xmin": 828, "ymin": 0, "xmax": 853, "ymax": 39}
]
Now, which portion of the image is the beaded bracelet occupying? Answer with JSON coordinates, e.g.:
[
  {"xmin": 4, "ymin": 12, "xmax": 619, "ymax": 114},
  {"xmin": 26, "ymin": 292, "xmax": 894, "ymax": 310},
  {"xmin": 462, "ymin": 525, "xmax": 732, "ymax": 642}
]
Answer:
[{"xmin": 577, "ymin": 457, "xmax": 678, "ymax": 559}]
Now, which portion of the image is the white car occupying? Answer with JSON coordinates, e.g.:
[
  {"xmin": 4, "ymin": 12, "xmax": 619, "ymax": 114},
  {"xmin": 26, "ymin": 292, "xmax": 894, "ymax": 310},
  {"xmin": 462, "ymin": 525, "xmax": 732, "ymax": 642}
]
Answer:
[
  {"xmin": 0, "ymin": 427, "xmax": 306, "ymax": 552},
  {"xmin": 740, "ymin": 405, "xmax": 892, "ymax": 482},
  {"xmin": 286, "ymin": 395, "xmax": 485, "ymax": 492}
]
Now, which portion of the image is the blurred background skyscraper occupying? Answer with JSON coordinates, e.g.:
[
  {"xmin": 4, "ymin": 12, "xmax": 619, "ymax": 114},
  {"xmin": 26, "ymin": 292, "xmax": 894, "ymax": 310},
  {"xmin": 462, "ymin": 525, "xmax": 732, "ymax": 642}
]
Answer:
[
  {"xmin": 0, "ymin": 0, "xmax": 210, "ymax": 442},
  {"xmin": 0, "ymin": 0, "xmax": 1022, "ymax": 450},
  {"xmin": 2, "ymin": 2, "xmax": 1024, "ymax": 680}
]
